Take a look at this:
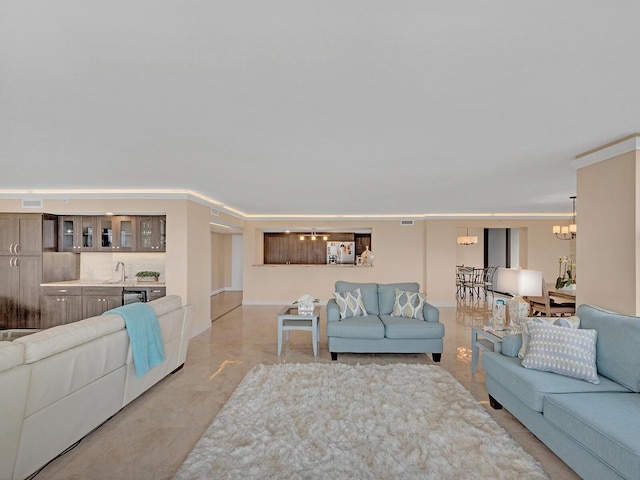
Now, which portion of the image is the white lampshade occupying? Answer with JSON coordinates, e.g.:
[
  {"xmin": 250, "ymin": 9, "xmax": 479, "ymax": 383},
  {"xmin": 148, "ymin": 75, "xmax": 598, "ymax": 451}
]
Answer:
[{"xmin": 496, "ymin": 268, "xmax": 542, "ymax": 297}]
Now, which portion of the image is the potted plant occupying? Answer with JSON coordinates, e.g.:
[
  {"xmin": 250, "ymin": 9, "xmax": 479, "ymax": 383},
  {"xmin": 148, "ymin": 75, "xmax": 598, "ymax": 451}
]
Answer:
[
  {"xmin": 135, "ymin": 271, "xmax": 160, "ymax": 283},
  {"xmin": 555, "ymin": 257, "xmax": 576, "ymax": 290}
]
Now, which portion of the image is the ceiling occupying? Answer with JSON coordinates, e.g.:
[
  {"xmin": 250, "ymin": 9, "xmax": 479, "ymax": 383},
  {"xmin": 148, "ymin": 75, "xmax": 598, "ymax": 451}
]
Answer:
[{"xmin": 1, "ymin": 1, "xmax": 639, "ymax": 218}]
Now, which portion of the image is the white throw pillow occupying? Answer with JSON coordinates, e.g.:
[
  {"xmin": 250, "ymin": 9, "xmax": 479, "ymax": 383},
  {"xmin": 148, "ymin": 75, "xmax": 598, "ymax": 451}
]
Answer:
[
  {"xmin": 391, "ymin": 289, "xmax": 426, "ymax": 320},
  {"xmin": 333, "ymin": 288, "xmax": 368, "ymax": 319},
  {"xmin": 518, "ymin": 315, "xmax": 580, "ymax": 359},
  {"xmin": 522, "ymin": 322, "xmax": 599, "ymax": 384}
]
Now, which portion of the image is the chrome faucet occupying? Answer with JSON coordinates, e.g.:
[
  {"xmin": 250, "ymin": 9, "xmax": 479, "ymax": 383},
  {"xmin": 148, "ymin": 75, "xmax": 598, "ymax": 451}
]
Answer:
[{"xmin": 115, "ymin": 261, "xmax": 126, "ymax": 283}]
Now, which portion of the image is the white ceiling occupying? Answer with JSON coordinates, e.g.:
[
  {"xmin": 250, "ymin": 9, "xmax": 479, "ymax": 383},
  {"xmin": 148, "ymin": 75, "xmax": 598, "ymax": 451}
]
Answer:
[{"xmin": 1, "ymin": 1, "xmax": 639, "ymax": 218}]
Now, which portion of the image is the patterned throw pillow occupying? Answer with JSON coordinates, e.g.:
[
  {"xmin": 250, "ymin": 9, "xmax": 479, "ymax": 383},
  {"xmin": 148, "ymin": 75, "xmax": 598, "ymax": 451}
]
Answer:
[
  {"xmin": 333, "ymin": 288, "xmax": 368, "ymax": 319},
  {"xmin": 518, "ymin": 315, "xmax": 580, "ymax": 359},
  {"xmin": 391, "ymin": 289, "xmax": 426, "ymax": 320},
  {"xmin": 522, "ymin": 322, "xmax": 599, "ymax": 384}
]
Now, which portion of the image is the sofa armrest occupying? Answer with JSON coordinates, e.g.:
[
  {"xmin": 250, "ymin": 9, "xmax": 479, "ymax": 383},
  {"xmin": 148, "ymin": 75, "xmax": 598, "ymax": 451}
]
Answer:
[
  {"xmin": 423, "ymin": 302, "xmax": 439, "ymax": 322},
  {"xmin": 500, "ymin": 333, "xmax": 523, "ymax": 358},
  {"xmin": 327, "ymin": 299, "xmax": 341, "ymax": 322}
]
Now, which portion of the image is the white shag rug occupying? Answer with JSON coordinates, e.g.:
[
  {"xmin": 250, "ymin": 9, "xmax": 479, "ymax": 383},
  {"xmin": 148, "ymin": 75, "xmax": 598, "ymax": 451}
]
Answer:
[{"xmin": 174, "ymin": 363, "xmax": 548, "ymax": 480}]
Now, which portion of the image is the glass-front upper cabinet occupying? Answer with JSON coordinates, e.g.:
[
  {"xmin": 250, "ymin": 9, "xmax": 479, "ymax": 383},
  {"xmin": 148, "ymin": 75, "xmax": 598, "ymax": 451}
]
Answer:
[
  {"xmin": 138, "ymin": 216, "xmax": 166, "ymax": 252},
  {"xmin": 97, "ymin": 216, "xmax": 135, "ymax": 251},
  {"xmin": 59, "ymin": 216, "xmax": 97, "ymax": 252}
]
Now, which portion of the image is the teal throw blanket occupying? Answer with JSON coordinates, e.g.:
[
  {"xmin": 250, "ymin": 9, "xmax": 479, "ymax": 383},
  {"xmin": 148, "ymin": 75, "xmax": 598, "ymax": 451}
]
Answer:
[{"xmin": 104, "ymin": 303, "xmax": 166, "ymax": 378}]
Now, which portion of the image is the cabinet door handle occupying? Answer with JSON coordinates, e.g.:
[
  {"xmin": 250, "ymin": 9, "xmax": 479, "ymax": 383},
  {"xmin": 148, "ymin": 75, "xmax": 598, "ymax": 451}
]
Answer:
[
  {"xmin": 14, "ymin": 257, "xmax": 19, "ymax": 267},
  {"xmin": 9, "ymin": 244, "xmax": 15, "ymax": 254}
]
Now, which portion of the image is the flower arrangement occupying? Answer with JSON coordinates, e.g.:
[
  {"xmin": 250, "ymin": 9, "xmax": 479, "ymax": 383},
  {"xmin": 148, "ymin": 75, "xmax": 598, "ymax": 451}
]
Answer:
[
  {"xmin": 555, "ymin": 256, "xmax": 576, "ymax": 289},
  {"xmin": 294, "ymin": 294, "xmax": 319, "ymax": 315},
  {"xmin": 135, "ymin": 271, "xmax": 160, "ymax": 282}
]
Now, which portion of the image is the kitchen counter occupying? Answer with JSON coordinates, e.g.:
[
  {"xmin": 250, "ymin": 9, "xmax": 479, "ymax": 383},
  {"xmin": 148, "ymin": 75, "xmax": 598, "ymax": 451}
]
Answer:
[{"xmin": 41, "ymin": 280, "xmax": 166, "ymax": 287}]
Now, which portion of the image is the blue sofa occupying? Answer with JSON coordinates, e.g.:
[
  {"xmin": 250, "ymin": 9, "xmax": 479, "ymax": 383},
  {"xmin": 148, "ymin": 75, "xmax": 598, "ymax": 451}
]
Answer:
[
  {"xmin": 326, "ymin": 281, "xmax": 444, "ymax": 361},
  {"xmin": 482, "ymin": 305, "xmax": 640, "ymax": 480}
]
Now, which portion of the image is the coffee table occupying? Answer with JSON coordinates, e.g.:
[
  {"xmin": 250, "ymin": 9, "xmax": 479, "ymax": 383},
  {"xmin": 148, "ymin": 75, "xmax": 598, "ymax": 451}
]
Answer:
[{"xmin": 277, "ymin": 305, "xmax": 320, "ymax": 356}]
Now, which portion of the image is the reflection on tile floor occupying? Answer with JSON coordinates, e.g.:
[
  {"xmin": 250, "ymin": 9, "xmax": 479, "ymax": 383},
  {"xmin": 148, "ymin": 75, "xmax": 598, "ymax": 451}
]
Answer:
[{"xmin": 38, "ymin": 293, "xmax": 580, "ymax": 480}]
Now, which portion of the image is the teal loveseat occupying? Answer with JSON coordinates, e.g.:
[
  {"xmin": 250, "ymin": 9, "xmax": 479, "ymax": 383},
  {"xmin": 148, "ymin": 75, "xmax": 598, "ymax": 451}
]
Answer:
[
  {"xmin": 326, "ymin": 281, "xmax": 444, "ymax": 361},
  {"xmin": 482, "ymin": 304, "xmax": 640, "ymax": 480}
]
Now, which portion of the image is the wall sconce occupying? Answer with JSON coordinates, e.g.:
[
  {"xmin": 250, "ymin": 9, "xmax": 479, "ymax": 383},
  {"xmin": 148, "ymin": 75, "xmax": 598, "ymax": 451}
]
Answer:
[
  {"xmin": 553, "ymin": 196, "xmax": 577, "ymax": 240},
  {"xmin": 457, "ymin": 228, "xmax": 478, "ymax": 246}
]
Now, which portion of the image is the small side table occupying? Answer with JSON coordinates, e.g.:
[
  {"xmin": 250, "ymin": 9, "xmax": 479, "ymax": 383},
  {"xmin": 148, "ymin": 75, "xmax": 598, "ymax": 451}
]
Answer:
[
  {"xmin": 277, "ymin": 305, "xmax": 321, "ymax": 356},
  {"xmin": 471, "ymin": 327, "xmax": 504, "ymax": 375}
]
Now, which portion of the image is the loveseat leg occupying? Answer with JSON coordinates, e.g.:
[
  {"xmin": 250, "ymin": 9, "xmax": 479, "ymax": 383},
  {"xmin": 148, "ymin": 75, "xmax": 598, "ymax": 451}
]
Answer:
[
  {"xmin": 331, "ymin": 352, "xmax": 338, "ymax": 361},
  {"xmin": 489, "ymin": 395, "xmax": 503, "ymax": 410},
  {"xmin": 432, "ymin": 353, "xmax": 441, "ymax": 362}
]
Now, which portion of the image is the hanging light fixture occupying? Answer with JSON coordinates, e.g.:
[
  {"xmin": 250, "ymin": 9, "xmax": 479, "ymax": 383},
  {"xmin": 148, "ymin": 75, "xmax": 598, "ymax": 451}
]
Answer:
[
  {"xmin": 457, "ymin": 228, "xmax": 478, "ymax": 246},
  {"xmin": 298, "ymin": 229, "xmax": 329, "ymax": 241},
  {"xmin": 553, "ymin": 196, "xmax": 577, "ymax": 240}
]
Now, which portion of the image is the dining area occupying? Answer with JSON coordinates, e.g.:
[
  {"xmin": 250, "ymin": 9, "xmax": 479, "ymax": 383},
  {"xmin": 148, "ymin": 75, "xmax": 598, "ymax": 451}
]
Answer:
[
  {"xmin": 455, "ymin": 265, "xmax": 498, "ymax": 300},
  {"xmin": 456, "ymin": 264, "xmax": 577, "ymax": 318}
]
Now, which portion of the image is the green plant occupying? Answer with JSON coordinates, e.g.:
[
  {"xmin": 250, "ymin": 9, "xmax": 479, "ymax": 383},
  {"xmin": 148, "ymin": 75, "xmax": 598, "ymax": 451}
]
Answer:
[
  {"xmin": 135, "ymin": 271, "xmax": 160, "ymax": 278},
  {"xmin": 555, "ymin": 257, "xmax": 576, "ymax": 289}
]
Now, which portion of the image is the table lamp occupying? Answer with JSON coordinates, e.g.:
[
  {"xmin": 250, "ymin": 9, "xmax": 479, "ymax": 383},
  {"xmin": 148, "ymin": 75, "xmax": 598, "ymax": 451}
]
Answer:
[{"xmin": 496, "ymin": 268, "xmax": 542, "ymax": 327}]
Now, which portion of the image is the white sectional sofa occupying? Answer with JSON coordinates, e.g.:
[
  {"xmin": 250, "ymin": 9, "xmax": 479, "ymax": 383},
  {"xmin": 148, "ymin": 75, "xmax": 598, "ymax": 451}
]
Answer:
[{"xmin": 0, "ymin": 295, "xmax": 193, "ymax": 480}]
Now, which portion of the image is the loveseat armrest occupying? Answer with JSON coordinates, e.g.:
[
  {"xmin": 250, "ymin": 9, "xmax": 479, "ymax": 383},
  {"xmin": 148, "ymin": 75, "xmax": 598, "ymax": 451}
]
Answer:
[
  {"xmin": 423, "ymin": 302, "xmax": 439, "ymax": 322},
  {"xmin": 327, "ymin": 299, "xmax": 341, "ymax": 322},
  {"xmin": 500, "ymin": 333, "xmax": 523, "ymax": 358}
]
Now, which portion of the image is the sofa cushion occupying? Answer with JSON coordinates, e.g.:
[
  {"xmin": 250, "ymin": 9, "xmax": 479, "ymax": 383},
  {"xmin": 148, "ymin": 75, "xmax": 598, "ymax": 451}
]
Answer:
[
  {"xmin": 544, "ymin": 392, "xmax": 640, "ymax": 480},
  {"xmin": 380, "ymin": 315, "xmax": 444, "ymax": 339},
  {"xmin": 0, "ymin": 341, "xmax": 24, "ymax": 372},
  {"xmin": 377, "ymin": 282, "xmax": 419, "ymax": 315},
  {"xmin": 335, "ymin": 281, "xmax": 379, "ymax": 315},
  {"xmin": 481, "ymin": 353, "xmax": 628, "ymax": 412},
  {"xmin": 578, "ymin": 304, "xmax": 640, "ymax": 392},
  {"xmin": 391, "ymin": 289, "xmax": 426, "ymax": 319},
  {"xmin": 325, "ymin": 315, "xmax": 384, "ymax": 339},
  {"xmin": 522, "ymin": 322, "xmax": 599, "ymax": 384},
  {"xmin": 333, "ymin": 288, "xmax": 368, "ymax": 319},
  {"xmin": 14, "ymin": 314, "xmax": 125, "ymax": 364},
  {"xmin": 518, "ymin": 315, "xmax": 580, "ymax": 358}
]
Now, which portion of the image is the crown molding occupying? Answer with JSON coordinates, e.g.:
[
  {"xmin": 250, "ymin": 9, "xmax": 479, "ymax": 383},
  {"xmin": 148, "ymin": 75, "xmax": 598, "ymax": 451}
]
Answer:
[{"xmin": 572, "ymin": 133, "xmax": 640, "ymax": 169}]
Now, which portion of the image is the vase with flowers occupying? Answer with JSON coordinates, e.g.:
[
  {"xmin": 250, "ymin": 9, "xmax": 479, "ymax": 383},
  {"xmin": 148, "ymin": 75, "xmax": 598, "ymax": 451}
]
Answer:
[{"xmin": 555, "ymin": 256, "xmax": 576, "ymax": 290}]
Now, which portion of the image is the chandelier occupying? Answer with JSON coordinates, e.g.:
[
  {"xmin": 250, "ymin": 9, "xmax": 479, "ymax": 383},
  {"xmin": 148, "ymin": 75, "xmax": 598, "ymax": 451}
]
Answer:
[
  {"xmin": 553, "ymin": 196, "xmax": 577, "ymax": 240},
  {"xmin": 457, "ymin": 228, "xmax": 478, "ymax": 246}
]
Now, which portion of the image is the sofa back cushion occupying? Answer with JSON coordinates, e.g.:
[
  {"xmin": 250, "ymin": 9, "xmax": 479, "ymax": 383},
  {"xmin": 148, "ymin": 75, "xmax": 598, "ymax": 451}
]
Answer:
[
  {"xmin": 335, "ymin": 281, "xmax": 379, "ymax": 315},
  {"xmin": 577, "ymin": 304, "xmax": 640, "ymax": 392},
  {"xmin": 378, "ymin": 282, "xmax": 420, "ymax": 315},
  {"xmin": 14, "ymin": 314, "xmax": 125, "ymax": 364}
]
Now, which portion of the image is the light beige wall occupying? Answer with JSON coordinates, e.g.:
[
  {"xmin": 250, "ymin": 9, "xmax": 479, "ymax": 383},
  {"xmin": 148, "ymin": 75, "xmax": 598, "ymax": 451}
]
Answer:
[
  {"xmin": 242, "ymin": 220, "xmax": 427, "ymax": 304},
  {"xmin": 211, "ymin": 232, "xmax": 232, "ymax": 292},
  {"xmin": 455, "ymin": 226, "xmax": 484, "ymax": 267},
  {"xmin": 0, "ymin": 197, "xmax": 213, "ymax": 336},
  {"xmin": 242, "ymin": 218, "xmax": 569, "ymax": 306},
  {"xmin": 577, "ymin": 151, "xmax": 637, "ymax": 313}
]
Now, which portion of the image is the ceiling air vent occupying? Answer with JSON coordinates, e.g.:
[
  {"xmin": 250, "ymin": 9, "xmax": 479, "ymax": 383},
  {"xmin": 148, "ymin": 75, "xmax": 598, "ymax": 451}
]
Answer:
[
  {"xmin": 22, "ymin": 199, "xmax": 43, "ymax": 209},
  {"xmin": 400, "ymin": 219, "xmax": 414, "ymax": 226}
]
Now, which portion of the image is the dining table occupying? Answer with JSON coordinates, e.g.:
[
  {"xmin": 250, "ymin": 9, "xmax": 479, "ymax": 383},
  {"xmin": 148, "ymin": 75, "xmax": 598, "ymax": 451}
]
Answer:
[{"xmin": 547, "ymin": 284, "xmax": 576, "ymax": 302}]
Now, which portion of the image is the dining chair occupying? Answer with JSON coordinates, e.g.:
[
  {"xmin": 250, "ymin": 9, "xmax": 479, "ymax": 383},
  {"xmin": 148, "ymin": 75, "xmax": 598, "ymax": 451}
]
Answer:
[{"xmin": 525, "ymin": 279, "xmax": 576, "ymax": 317}]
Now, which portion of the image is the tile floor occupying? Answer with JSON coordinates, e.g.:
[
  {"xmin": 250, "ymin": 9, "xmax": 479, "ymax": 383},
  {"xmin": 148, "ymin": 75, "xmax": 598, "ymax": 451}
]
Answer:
[{"xmin": 36, "ymin": 293, "xmax": 580, "ymax": 480}]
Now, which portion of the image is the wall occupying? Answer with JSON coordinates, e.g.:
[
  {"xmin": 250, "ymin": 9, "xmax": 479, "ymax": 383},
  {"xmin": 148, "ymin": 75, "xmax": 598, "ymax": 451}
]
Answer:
[
  {"xmin": 242, "ymin": 220, "xmax": 426, "ymax": 304},
  {"xmin": 242, "ymin": 218, "xmax": 571, "ymax": 306},
  {"xmin": 0, "ymin": 197, "xmax": 213, "ymax": 337},
  {"xmin": 577, "ymin": 150, "xmax": 637, "ymax": 313},
  {"xmin": 211, "ymin": 232, "xmax": 232, "ymax": 293}
]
